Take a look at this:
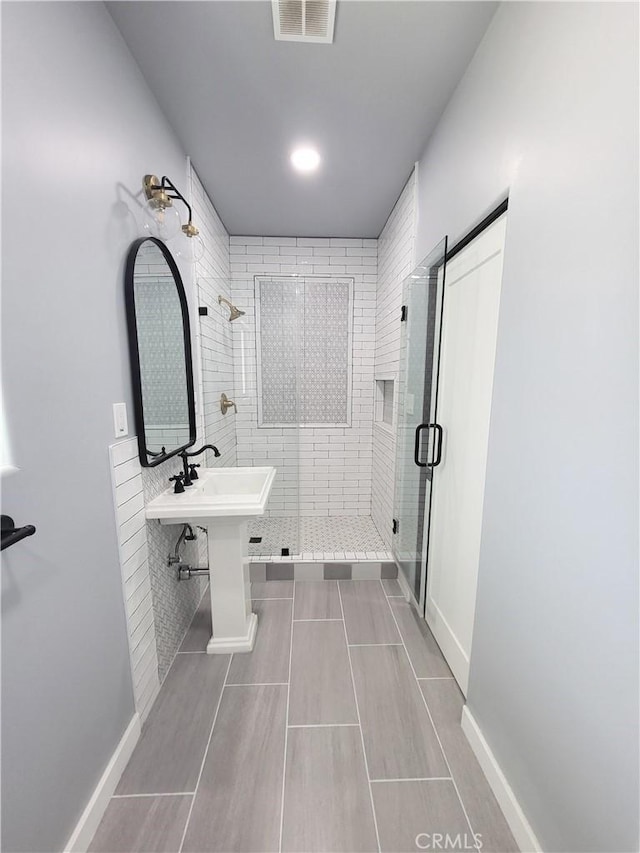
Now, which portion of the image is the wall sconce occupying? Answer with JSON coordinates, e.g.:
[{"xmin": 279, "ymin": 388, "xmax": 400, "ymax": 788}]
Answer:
[{"xmin": 143, "ymin": 174, "xmax": 205, "ymax": 262}]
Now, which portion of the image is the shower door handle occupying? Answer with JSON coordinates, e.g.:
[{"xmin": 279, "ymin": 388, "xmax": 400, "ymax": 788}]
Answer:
[
  {"xmin": 429, "ymin": 424, "xmax": 443, "ymax": 467},
  {"xmin": 414, "ymin": 423, "xmax": 443, "ymax": 468},
  {"xmin": 414, "ymin": 424, "xmax": 428, "ymax": 467}
]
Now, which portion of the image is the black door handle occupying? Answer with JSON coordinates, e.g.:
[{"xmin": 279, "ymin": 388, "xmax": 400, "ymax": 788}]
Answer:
[
  {"xmin": 414, "ymin": 424, "xmax": 428, "ymax": 467},
  {"xmin": 414, "ymin": 423, "xmax": 443, "ymax": 468},
  {"xmin": 429, "ymin": 423, "xmax": 443, "ymax": 467}
]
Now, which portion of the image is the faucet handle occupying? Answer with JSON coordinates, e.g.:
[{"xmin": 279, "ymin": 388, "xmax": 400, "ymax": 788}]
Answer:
[
  {"xmin": 189, "ymin": 463, "xmax": 200, "ymax": 480},
  {"xmin": 169, "ymin": 474, "xmax": 185, "ymax": 494}
]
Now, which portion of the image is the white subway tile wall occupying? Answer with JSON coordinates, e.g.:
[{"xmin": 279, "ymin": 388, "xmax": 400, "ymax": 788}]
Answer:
[
  {"xmin": 189, "ymin": 166, "xmax": 237, "ymax": 469},
  {"xmin": 372, "ymin": 171, "xmax": 417, "ymax": 548},
  {"xmin": 113, "ymin": 166, "xmax": 237, "ymax": 686},
  {"xmin": 231, "ymin": 237, "xmax": 378, "ymax": 519},
  {"xmin": 109, "ymin": 438, "xmax": 160, "ymax": 722},
  {"xmin": 127, "ymin": 164, "xmax": 236, "ymax": 682}
]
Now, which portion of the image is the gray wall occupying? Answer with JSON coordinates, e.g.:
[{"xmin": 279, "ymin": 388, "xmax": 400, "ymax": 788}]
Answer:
[
  {"xmin": 414, "ymin": 3, "xmax": 638, "ymax": 851},
  {"xmin": 1, "ymin": 4, "xmax": 191, "ymax": 850}
]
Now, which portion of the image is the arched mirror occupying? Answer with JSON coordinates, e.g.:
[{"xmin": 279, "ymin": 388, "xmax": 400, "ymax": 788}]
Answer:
[{"xmin": 125, "ymin": 237, "xmax": 196, "ymax": 466}]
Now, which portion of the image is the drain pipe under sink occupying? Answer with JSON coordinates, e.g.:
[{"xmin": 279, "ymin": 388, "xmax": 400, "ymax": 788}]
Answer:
[{"xmin": 168, "ymin": 523, "xmax": 210, "ymax": 581}]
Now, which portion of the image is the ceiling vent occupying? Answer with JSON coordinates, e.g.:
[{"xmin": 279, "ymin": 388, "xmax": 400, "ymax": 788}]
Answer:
[{"xmin": 272, "ymin": 0, "xmax": 336, "ymax": 44}]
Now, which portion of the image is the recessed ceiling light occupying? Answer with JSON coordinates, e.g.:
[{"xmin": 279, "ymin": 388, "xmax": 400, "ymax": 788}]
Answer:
[{"xmin": 290, "ymin": 146, "xmax": 321, "ymax": 173}]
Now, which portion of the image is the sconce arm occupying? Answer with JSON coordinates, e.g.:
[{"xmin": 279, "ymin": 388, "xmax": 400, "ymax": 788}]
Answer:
[{"xmin": 159, "ymin": 175, "xmax": 195, "ymax": 226}]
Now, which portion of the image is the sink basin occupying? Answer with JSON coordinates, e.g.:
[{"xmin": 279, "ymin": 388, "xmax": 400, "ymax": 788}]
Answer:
[
  {"xmin": 145, "ymin": 466, "xmax": 276, "ymax": 524},
  {"xmin": 144, "ymin": 466, "xmax": 276, "ymax": 656}
]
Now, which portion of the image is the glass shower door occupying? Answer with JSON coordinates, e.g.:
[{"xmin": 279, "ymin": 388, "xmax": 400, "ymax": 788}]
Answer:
[
  {"xmin": 392, "ymin": 237, "xmax": 447, "ymax": 608},
  {"xmin": 197, "ymin": 275, "xmax": 301, "ymax": 559}
]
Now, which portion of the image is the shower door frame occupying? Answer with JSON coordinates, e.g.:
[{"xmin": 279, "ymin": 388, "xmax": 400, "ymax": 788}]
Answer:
[
  {"xmin": 392, "ymin": 238, "xmax": 448, "ymax": 612},
  {"xmin": 393, "ymin": 198, "xmax": 510, "ymax": 616}
]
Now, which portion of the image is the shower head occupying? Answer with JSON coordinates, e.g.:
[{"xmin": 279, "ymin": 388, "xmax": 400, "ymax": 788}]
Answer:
[{"xmin": 218, "ymin": 295, "xmax": 245, "ymax": 322}]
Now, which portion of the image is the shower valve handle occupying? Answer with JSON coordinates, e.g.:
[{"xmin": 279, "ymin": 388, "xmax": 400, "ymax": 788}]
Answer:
[{"xmin": 220, "ymin": 393, "xmax": 237, "ymax": 415}]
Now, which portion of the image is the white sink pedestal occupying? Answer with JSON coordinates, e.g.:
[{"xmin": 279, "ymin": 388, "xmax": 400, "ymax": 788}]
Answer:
[
  {"xmin": 205, "ymin": 519, "xmax": 257, "ymax": 654},
  {"xmin": 144, "ymin": 466, "xmax": 276, "ymax": 656}
]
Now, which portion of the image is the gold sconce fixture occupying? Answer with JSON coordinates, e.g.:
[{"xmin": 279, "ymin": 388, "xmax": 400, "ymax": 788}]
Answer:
[{"xmin": 142, "ymin": 174, "xmax": 205, "ymax": 262}]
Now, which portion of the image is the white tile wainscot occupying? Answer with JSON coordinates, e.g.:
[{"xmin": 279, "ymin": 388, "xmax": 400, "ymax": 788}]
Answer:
[{"xmin": 108, "ymin": 438, "xmax": 160, "ymax": 722}]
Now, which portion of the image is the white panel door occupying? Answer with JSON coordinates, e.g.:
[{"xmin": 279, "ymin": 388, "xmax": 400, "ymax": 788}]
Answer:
[{"xmin": 426, "ymin": 214, "xmax": 507, "ymax": 695}]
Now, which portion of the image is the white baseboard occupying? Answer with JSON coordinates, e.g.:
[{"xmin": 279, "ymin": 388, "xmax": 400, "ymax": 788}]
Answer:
[
  {"xmin": 426, "ymin": 596, "xmax": 470, "ymax": 695},
  {"xmin": 461, "ymin": 706, "xmax": 542, "ymax": 853},
  {"xmin": 64, "ymin": 713, "xmax": 141, "ymax": 853}
]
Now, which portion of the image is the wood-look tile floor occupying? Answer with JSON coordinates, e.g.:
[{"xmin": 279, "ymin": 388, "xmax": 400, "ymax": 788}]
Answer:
[{"xmin": 90, "ymin": 581, "xmax": 519, "ymax": 853}]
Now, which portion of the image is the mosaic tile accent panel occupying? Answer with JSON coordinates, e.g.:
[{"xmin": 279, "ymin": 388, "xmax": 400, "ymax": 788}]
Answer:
[
  {"xmin": 255, "ymin": 278, "xmax": 300, "ymax": 424},
  {"xmin": 300, "ymin": 279, "xmax": 353, "ymax": 424},
  {"xmin": 256, "ymin": 277, "xmax": 353, "ymax": 426}
]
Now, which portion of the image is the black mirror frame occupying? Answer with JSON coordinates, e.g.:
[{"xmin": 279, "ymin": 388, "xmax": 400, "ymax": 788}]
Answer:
[{"xmin": 125, "ymin": 237, "xmax": 197, "ymax": 467}]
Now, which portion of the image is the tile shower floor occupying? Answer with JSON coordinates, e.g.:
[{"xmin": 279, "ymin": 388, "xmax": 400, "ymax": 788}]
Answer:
[
  {"xmin": 248, "ymin": 515, "xmax": 391, "ymax": 561},
  {"xmin": 90, "ymin": 581, "xmax": 518, "ymax": 853}
]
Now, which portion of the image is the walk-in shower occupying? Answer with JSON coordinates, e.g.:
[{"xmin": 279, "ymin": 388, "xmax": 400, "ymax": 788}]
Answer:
[{"xmin": 197, "ymin": 273, "xmax": 391, "ymax": 563}]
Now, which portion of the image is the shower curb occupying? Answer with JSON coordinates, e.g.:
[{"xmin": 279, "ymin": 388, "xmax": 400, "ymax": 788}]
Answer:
[{"xmin": 249, "ymin": 560, "xmax": 397, "ymax": 582}]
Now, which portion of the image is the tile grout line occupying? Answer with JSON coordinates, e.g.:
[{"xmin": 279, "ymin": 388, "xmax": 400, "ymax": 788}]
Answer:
[
  {"xmin": 292, "ymin": 618, "xmax": 343, "ymax": 622},
  {"xmin": 416, "ymin": 676, "xmax": 455, "ymax": 681},
  {"xmin": 177, "ymin": 653, "xmax": 233, "ymax": 853},
  {"xmin": 370, "ymin": 777, "xmax": 453, "ymax": 784},
  {"xmin": 337, "ymin": 581, "xmax": 382, "ymax": 853},
  {"xmin": 112, "ymin": 792, "xmax": 195, "ymax": 799},
  {"xmin": 168, "ymin": 583, "xmax": 210, "ymax": 677},
  {"xmin": 252, "ymin": 597, "xmax": 293, "ymax": 601},
  {"xmin": 277, "ymin": 580, "xmax": 295, "ymax": 852},
  {"xmin": 287, "ymin": 723, "xmax": 360, "ymax": 729},
  {"xmin": 380, "ymin": 580, "xmax": 477, "ymax": 841}
]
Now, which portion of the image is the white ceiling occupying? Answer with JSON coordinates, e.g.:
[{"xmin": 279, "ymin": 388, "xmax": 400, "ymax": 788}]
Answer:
[{"xmin": 108, "ymin": 1, "xmax": 497, "ymax": 237}]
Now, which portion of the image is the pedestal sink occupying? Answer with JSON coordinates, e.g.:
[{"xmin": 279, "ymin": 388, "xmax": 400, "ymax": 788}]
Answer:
[{"xmin": 145, "ymin": 467, "xmax": 276, "ymax": 654}]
